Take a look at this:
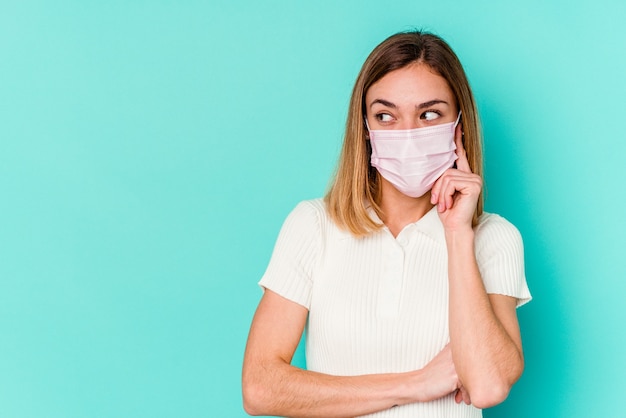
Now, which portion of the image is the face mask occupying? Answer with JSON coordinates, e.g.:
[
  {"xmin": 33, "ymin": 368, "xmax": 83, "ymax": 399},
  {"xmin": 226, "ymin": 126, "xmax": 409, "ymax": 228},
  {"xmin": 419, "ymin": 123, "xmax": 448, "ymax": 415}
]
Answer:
[{"xmin": 367, "ymin": 112, "xmax": 461, "ymax": 198}]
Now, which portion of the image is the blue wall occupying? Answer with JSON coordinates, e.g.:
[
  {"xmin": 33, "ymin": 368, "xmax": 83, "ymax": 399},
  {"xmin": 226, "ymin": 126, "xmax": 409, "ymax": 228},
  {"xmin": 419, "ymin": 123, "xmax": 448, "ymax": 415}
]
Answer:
[{"xmin": 1, "ymin": 1, "xmax": 624, "ymax": 417}]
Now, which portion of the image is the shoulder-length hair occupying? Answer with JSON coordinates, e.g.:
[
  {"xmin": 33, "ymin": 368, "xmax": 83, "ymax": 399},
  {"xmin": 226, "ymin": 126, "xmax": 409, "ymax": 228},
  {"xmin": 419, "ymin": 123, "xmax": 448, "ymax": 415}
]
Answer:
[{"xmin": 324, "ymin": 30, "xmax": 484, "ymax": 237}]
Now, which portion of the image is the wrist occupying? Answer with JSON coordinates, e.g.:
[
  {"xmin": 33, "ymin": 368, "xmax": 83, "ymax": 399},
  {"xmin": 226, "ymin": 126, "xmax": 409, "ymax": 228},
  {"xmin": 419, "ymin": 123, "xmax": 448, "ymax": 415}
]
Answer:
[
  {"xmin": 444, "ymin": 226, "xmax": 475, "ymax": 243},
  {"xmin": 444, "ymin": 227, "xmax": 475, "ymax": 264},
  {"xmin": 404, "ymin": 369, "xmax": 428, "ymax": 403}
]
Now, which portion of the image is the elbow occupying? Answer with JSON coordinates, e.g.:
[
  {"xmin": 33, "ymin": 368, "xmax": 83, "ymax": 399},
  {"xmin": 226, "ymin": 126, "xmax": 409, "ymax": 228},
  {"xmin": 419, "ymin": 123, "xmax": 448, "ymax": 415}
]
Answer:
[
  {"xmin": 242, "ymin": 354, "xmax": 292, "ymax": 416},
  {"xmin": 242, "ymin": 368, "xmax": 276, "ymax": 416},
  {"xmin": 469, "ymin": 381, "xmax": 512, "ymax": 409},
  {"xmin": 242, "ymin": 377, "xmax": 266, "ymax": 416},
  {"xmin": 469, "ymin": 361, "xmax": 524, "ymax": 409}
]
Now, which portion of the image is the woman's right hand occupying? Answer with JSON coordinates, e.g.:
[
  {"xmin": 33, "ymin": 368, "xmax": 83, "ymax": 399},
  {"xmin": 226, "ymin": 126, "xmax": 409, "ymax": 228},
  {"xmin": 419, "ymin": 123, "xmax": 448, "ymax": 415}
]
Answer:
[{"xmin": 414, "ymin": 344, "xmax": 470, "ymax": 404}]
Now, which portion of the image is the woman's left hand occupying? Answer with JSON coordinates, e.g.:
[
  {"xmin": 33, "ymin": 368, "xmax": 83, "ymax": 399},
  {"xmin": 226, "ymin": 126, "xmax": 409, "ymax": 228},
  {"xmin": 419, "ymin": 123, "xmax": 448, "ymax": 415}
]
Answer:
[{"xmin": 430, "ymin": 124, "xmax": 482, "ymax": 232}]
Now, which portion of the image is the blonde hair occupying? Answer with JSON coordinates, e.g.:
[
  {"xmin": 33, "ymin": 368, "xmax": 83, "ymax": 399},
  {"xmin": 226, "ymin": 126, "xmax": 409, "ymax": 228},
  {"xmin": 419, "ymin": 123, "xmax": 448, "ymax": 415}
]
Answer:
[{"xmin": 324, "ymin": 30, "xmax": 484, "ymax": 237}]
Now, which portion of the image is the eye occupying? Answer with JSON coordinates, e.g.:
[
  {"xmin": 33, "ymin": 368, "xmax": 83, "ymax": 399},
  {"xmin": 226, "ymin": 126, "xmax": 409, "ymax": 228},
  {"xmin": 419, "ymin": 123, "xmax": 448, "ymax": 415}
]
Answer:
[
  {"xmin": 421, "ymin": 110, "xmax": 441, "ymax": 121},
  {"xmin": 375, "ymin": 113, "xmax": 394, "ymax": 123}
]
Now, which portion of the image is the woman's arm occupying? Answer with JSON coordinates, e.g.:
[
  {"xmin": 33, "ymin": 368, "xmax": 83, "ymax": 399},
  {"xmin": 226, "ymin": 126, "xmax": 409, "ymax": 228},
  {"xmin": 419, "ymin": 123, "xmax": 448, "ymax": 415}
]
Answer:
[
  {"xmin": 242, "ymin": 290, "xmax": 462, "ymax": 417},
  {"xmin": 445, "ymin": 230, "xmax": 524, "ymax": 408},
  {"xmin": 431, "ymin": 127, "xmax": 524, "ymax": 408}
]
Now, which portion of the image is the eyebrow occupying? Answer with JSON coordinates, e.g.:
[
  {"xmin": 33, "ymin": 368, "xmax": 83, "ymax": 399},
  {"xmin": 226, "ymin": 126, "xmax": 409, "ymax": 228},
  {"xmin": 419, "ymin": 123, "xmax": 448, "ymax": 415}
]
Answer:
[
  {"xmin": 369, "ymin": 99, "xmax": 449, "ymax": 109},
  {"xmin": 416, "ymin": 99, "xmax": 449, "ymax": 109},
  {"xmin": 370, "ymin": 99, "xmax": 397, "ymax": 109}
]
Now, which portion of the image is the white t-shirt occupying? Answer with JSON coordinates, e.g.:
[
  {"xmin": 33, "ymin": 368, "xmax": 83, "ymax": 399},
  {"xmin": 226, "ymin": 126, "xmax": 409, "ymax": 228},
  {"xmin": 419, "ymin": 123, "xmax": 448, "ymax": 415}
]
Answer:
[{"xmin": 259, "ymin": 199, "xmax": 531, "ymax": 417}]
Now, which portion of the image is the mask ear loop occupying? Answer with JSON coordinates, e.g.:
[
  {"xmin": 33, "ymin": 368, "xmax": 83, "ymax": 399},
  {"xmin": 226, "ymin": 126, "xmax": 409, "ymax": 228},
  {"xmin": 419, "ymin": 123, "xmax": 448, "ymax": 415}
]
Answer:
[
  {"xmin": 363, "ymin": 117, "xmax": 371, "ymax": 139},
  {"xmin": 453, "ymin": 111, "xmax": 463, "ymax": 170},
  {"xmin": 455, "ymin": 111, "xmax": 464, "ymax": 137}
]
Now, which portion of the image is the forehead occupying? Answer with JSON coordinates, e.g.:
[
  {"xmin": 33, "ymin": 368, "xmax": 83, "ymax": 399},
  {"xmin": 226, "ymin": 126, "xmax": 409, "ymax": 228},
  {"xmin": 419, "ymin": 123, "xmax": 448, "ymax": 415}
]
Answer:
[{"xmin": 365, "ymin": 63, "xmax": 454, "ymax": 105}]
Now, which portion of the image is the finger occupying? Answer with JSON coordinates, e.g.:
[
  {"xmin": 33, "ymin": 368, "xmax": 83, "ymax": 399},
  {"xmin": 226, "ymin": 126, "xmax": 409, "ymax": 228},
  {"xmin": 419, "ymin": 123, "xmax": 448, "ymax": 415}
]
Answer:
[
  {"xmin": 444, "ymin": 171, "xmax": 483, "ymax": 208},
  {"xmin": 461, "ymin": 387, "xmax": 471, "ymax": 405},
  {"xmin": 435, "ymin": 173, "xmax": 449, "ymax": 212},
  {"xmin": 444, "ymin": 176, "xmax": 456, "ymax": 211},
  {"xmin": 455, "ymin": 389, "xmax": 462, "ymax": 404},
  {"xmin": 436, "ymin": 171, "xmax": 457, "ymax": 212},
  {"xmin": 454, "ymin": 124, "xmax": 472, "ymax": 173},
  {"xmin": 430, "ymin": 175, "xmax": 443, "ymax": 205}
]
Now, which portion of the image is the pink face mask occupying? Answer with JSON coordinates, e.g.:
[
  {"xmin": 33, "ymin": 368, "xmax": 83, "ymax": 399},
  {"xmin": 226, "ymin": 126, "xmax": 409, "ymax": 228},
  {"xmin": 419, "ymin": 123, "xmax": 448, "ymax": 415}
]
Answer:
[{"xmin": 367, "ymin": 112, "xmax": 461, "ymax": 198}]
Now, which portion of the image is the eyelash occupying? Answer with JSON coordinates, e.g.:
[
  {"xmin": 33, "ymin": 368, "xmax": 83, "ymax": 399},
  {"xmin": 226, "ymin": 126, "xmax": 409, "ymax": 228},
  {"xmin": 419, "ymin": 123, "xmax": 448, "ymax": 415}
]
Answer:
[
  {"xmin": 421, "ymin": 110, "xmax": 442, "ymax": 120},
  {"xmin": 375, "ymin": 113, "xmax": 393, "ymax": 122},
  {"xmin": 374, "ymin": 110, "xmax": 442, "ymax": 122}
]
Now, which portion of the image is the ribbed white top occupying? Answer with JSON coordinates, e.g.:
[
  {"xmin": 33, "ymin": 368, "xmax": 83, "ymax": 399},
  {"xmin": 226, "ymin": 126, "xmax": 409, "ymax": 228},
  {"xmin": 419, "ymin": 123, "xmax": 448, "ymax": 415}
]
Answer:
[{"xmin": 259, "ymin": 199, "xmax": 531, "ymax": 417}]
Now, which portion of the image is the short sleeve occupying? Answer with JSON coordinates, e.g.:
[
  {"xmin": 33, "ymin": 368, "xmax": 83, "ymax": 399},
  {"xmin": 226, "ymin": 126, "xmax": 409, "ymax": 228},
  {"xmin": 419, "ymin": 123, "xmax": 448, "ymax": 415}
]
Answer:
[
  {"xmin": 258, "ymin": 200, "xmax": 322, "ymax": 309},
  {"xmin": 475, "ymin": 213, "xmax": 532, "ymax": 307}
]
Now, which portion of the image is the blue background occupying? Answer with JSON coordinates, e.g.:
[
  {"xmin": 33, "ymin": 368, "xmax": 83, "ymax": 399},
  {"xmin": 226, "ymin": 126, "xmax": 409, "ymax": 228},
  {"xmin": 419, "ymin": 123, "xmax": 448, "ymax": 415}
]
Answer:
[{"xmin": 1, "ymin": 1, "xmax": 625, "ymax": 417}]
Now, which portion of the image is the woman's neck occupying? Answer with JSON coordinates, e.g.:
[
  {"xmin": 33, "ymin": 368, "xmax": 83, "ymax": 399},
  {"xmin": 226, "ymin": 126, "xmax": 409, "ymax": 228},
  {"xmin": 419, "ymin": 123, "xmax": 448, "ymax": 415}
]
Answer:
[{"xmin": 379, "ymin": 181, "xmax": 434, "ymax": 238}]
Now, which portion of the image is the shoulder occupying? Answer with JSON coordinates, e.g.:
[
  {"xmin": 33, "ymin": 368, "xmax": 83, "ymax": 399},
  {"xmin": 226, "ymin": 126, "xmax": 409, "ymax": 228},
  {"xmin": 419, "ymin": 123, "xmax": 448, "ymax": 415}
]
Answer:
[
  {"xmin": 474, "ymin": 212, "xmax": 524, "ymax": 258},
  {"xmin": 475, "ymin": 212, "xmax": 522, "ymax": 240},
  {"xmin": 292, "ymin": 198, "xmax": 327, "ymax": 215},
  {"xmin": 474, "ymin": 212, "xmax": 531, "ymax": 306},
  {"xmin": 286, "ymin": 198, "xmax": 328, "ymax": 226},
  {"xmin": 278, "ymin": 198, "xmax": 332, "ymax": 239}
]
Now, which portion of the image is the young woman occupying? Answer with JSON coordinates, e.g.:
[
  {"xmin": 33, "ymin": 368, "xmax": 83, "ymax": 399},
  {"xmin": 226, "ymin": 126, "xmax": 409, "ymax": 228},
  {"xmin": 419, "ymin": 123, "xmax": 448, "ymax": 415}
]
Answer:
[{"xmin": 242, "ymin": 30, "xmax": 531, "ymax": 417}]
